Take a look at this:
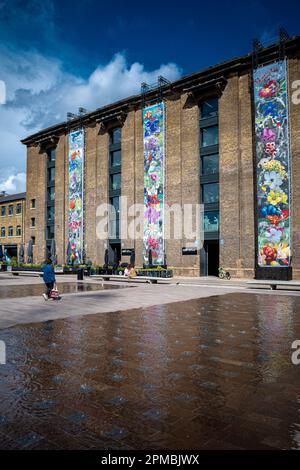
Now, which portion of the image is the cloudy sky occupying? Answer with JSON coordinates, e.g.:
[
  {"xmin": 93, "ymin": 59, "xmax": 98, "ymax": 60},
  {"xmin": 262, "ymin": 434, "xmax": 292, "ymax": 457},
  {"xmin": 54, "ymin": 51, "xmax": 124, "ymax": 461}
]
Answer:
[{"xmin": 0, "ymin": 0, "xmax": 299, "ymax": 194}]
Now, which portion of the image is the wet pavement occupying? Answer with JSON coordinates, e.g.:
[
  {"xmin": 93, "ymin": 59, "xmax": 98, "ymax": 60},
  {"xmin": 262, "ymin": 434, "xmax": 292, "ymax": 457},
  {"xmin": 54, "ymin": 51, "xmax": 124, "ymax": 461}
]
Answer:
[
  {"xmin": 0, "ymin": 292, "xmax": 300, "ymax": 450},
  {"xmin": 0, "ymin": 282, "xmax": 128, "ymax": 299}
]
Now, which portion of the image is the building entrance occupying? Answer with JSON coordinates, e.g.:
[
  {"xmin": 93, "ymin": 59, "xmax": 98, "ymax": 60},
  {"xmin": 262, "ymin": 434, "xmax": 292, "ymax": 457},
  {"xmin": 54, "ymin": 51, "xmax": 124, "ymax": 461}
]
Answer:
[
  {"xmin": 200, "ymin": 240, "xmax": 219, "ymax": 276},
  {"xmin": 109, "ymin": 242, "xmax": 121, "ymax": 265}
]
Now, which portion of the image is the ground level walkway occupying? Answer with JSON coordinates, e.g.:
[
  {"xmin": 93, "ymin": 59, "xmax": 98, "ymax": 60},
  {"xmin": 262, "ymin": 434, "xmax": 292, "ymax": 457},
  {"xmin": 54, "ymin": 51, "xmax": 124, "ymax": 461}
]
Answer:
[{"xmin": 0, "ymin": 274, "xmax": 299, "ymax": 329}]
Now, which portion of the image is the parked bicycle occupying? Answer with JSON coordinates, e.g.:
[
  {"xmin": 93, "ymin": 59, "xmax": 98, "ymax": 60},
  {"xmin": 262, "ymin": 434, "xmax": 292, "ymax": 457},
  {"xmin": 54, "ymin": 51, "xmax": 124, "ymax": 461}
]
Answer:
[{"xmin": 218, "ymin": 267, "xmax": 231, "ymax": 280}]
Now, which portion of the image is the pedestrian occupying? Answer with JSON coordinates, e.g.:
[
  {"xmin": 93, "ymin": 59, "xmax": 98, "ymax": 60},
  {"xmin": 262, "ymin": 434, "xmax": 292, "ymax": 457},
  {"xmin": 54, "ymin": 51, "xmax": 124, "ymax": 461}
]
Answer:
[
  {"xmin": 42, "ymin": 258, "xmax": 56, "ymax": 301},
  {"xmin": 128, "ymin": 264, "xmax": 137, "ymax": 279}
]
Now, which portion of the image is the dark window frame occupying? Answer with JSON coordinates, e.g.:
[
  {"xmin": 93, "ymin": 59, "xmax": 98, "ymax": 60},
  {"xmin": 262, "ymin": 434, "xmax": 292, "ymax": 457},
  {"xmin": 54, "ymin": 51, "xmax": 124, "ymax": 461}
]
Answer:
[
  {"xmin": 199, "ymin": 97, "xmax": 220, "ymax": 238},
  {"xmin": 109, "ymin": 127, "xmax": 122, "ymax": 241}
]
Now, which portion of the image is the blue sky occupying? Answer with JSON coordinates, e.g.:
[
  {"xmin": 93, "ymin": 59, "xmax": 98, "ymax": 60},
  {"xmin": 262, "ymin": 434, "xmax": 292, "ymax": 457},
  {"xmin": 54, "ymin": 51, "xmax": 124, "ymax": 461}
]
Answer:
[{"xmin": 0, "ymin": 0, "xmax": 299, "ymax": 192}]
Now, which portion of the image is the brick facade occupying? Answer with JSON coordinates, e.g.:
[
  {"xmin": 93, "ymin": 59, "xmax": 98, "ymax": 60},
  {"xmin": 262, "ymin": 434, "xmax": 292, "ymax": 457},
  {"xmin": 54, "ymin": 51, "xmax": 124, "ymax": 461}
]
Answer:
[
  {"xmin": 0, "ymin": 193, "xmax": 26, "ymax": 259},
  {"xmin": 21, "ymin": 38, "xmax": 300, "ymax": 278}
]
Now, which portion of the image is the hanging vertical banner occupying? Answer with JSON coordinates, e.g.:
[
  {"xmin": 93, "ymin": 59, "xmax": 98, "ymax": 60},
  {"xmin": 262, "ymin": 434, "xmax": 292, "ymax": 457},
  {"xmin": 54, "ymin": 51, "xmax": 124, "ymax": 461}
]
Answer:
[
  {"xmin": 143, "ymin": 103, "xmax": 165, "ymax": 265},
  {"xmin": 253, "ymin": 60, "xmax": 291, "ymax": 267},
  {"xmin": 68, "ymin": 129, "xmax": 84, "ymax": 264}
]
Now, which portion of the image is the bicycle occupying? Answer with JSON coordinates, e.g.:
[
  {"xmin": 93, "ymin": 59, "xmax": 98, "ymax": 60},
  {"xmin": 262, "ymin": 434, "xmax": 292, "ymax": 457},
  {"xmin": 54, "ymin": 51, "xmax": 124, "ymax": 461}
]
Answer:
[{"xmin": 218, "ymin": 267, "xmax": 231, "ymax": 280}]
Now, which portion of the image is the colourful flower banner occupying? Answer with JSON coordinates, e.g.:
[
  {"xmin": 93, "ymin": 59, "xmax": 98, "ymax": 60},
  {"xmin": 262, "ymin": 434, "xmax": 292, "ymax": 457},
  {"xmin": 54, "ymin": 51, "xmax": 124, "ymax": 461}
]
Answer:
[
  {"xmin": 68, "ymin": 129, "xmax": 84, "ymax": 264},
  {"xmin": 143, "ymin": 103, "xmax": 165, "ymax": 265},
  {"xmin": 253, "ymin": 60, "xmax": 291, "ymax": 267}
]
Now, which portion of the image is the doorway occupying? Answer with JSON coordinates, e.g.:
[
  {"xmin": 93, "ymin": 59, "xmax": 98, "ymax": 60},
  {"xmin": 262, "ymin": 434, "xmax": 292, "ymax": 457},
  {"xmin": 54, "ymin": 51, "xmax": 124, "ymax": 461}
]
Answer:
[
  {"xmin": 4, "ymin": 245, "xmax": 17, "ymax": 260},
  {"xmin": 200, "ymin": 240, "xmax": 219, "ymax": 276},
  {"xmin": 109, "ymin": 242, "xmax": 121, "ymax": 265}
]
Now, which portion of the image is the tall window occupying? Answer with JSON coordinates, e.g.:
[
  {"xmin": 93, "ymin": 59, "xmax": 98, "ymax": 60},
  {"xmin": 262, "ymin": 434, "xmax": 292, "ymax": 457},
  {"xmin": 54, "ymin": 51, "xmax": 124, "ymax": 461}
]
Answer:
[
  {"xmin": 8, "ymin": 226, "xmax": 13, "ymax": 237},
  {"xmin": 200, "ymin": 97, "xmax": 219, "ymax": 236},
  {"xmin": 46, "ymin": 147, "xmax": 56, "ymax": 253},
  {"xmin": 0, "ymin": 227, "xmax": 5, "ymax": 237},
  {"xmin": 1, "ymin": 206, "xmax": 5, "ymax": 217},
  {"xmin": 109, "ymin": 127, "xmax": 122, "ymax": 250},
  {"xmin": 16, "ymin": 225, "xmax": 22, "ymax": 236},
  {"xmin": 16, "ymin": 203, "xmax": 22, "ymax": 214},
  {"xmin": 8, "ymin": 205, "xmax": 13, "ymax": 216}
]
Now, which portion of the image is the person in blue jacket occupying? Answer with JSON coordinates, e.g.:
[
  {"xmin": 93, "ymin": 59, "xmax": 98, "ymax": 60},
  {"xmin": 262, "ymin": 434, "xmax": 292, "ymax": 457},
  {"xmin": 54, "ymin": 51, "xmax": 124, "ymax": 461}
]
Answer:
[{"xmin": 42, "ymin": 258, "xmax": 56, "ymax": 300}]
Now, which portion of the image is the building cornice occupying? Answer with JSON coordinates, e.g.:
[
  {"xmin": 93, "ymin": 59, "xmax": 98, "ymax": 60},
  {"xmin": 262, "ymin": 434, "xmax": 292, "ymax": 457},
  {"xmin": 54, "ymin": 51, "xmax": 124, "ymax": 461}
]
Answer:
[{"xmin": 21, "ymin": 35, "xmax": 300, "ymax": 147}]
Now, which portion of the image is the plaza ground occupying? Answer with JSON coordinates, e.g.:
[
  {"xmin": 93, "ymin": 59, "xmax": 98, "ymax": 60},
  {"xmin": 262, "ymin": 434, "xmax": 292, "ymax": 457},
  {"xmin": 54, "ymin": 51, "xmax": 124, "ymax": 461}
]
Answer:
[{"xmin": 0, "ymin": 274, "xmax": 299, "ymax": 449}]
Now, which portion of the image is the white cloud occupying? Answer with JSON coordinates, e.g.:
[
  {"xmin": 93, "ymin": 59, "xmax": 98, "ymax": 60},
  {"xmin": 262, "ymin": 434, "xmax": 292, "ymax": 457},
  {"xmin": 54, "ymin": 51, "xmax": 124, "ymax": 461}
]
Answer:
[
  {"xmin": 0, "ymin": 172, "xmax": 26, "ymax": 193},
  {"xmin": 0, "ymin": 47, "xmax": 182, "ymax": 194}
]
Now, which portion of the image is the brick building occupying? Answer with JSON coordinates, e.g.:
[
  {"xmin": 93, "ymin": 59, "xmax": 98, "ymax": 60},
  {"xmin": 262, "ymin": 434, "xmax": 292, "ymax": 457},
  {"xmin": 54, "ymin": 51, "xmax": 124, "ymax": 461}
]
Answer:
[
  {"xmin": 21, "ymin": 35, "xmax": 300, "ymax": 278},
  {"xmin": 0, "ymin": 192, "xmax": 26, "ymax": 260}
]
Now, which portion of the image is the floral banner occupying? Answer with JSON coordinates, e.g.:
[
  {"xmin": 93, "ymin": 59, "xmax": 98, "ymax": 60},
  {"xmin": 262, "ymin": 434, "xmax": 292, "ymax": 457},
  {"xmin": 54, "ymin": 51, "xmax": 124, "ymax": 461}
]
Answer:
[
  {"xmin": 143, "ymin": 103, "xmax": 165, "ymax": 265},
  {"xmin": 68, "ymin": 129, "xmax": 84, "ymax": 264},
  {"xmin": 253, "ymin": 60, "xmax": 291, "ymax": 267}
]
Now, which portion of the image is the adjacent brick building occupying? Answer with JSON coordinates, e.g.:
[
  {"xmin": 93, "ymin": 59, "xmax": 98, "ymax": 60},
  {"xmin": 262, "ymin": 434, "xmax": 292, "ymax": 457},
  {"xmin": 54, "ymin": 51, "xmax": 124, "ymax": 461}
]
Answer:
[
  {"xmin": 0, "ymin": 192, "xmax": 26, "ymax": 260},
  {"xmin": 21, "ymin": 35, "xmax": 300, "ymax": 278}
]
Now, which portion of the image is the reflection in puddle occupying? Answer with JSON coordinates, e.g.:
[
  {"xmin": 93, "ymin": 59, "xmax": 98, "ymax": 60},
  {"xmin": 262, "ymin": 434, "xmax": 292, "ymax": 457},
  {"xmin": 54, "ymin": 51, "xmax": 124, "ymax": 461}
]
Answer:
[
  {"xmin": 0, "ymin": 292, "xmax": 299, "ymax": 449},
  {"xmin": 0, "ymin": 282, "xmax": 129, "ymax": 299}
]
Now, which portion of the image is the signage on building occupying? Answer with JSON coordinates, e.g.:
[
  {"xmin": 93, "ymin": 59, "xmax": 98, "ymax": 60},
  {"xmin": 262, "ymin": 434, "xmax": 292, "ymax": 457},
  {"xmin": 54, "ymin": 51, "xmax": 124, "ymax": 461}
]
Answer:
[
  {"xmin": 121, "ymin": 248, "xmax": 134, "ymax": 256},
  {"xmin": 182, "ymin": 247, "xmax": 198, "ymax": 255}
]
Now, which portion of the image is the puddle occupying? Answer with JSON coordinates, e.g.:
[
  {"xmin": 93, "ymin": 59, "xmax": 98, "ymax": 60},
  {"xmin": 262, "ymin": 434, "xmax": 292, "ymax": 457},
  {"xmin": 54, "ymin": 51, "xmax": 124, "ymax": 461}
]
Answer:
[
  {"xmin": 0, "ymin": 282, "xmax": 129, "ymax": 299},
  {"xmin": 0, "ymin": 292, "xmax": 299, "ymax": 449}
]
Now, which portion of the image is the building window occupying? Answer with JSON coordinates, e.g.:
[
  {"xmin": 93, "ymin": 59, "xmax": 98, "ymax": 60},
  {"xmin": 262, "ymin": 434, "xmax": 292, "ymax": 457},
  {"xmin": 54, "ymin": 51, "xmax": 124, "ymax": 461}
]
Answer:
[
  {"xmin": 199, "ymin": 97, "xmax": 220, "ymax": 240},
  {"xmin": 201, "ymin": 125, "xmax": 219, "ymax": 148},
  {"xmin": 8, "ymin": 205, "xmax": 14, "ymax": 216},
  {"xmin": 46, "ymin": 225, "xmax": 54, "ymax": 240},
  {"xmin": 16, "ymin": 225, "xmax": 22, "ymax": 236},
  {"xmin": 8, "ymin": 226, "xmax": 13, "ymax": 237},
  {"xmin": 110, "ymin": 127, "xmax": 121, "ymax": 145},
  {"xmin": 203, "ymin": 211, "xmax": 219, "ymax": 232},
  {"xmin": 48, "ymin": 148, "xmax": 56, "ymax": 162},
  {"xmin": 16, "ymin": 203, "xmax": 22, "ymax": 214},
  {"xmin": 110, "ymin": 150, "xmax": 121, "ymax": 167},
  {"xmin": 110, "ymin": 173, "xmax": 121, "ymax": 191},
  {"xmin": 47, "ymin": 206, "xmax": 55, "ymax": 224},
  {"xmin": 31, "ymin": 236, "xmax": 36, "ymax": 246},
  {"xmin": 200, "ymin": 97, "xmax": 219, "ymax": 119},
  {"xmin": 31, "ymin": 217, "xmax": 36, "ymax": 228},
  {"xmin": 109, "ymin": 127, "xmax": 121, "ymax": 247},
  {"xmin": 31, "ymin": 199, "xmax": 36, "ymax": 208},
  {"xmin": 1, "ymin": 206, "xmax": 5, "ymax": 217},
  {"xmin": 48, "ymin": 167, "xmax": 55, "ymax": 183},
  {"xmin": 110, "ymin": 196, "xmax": 120, "ymax": 216},
  {"xmin": 46, "ymin": 147, "xmax": 56, "ymax": 241},
  {"xmin": 0, "ymin": 227, "xmax": 5, "ymax": 237},
  {"xmin": 48, "ymin": 186, "xmax": 55, "ymax": 202},
  {"xmin": 201, "ymin": 154, "xmax": 219, "ymax": 176},
  {"xmin": 202, "ymin": 183, "xmax": 219, "ymax": 204}
]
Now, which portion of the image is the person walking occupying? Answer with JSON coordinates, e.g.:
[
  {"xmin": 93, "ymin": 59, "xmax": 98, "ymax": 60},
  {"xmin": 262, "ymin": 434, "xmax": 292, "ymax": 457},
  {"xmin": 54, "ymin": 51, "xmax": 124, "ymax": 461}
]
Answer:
[{"xmin": 42, "ymin": 258, "xmax": 56, "ymax": 301}]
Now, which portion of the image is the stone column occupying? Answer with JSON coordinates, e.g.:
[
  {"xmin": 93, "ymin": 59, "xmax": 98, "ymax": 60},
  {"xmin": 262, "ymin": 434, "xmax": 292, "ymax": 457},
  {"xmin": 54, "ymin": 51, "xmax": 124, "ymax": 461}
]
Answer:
[
  {"xmin": 25, "ymin": 145, "xmax": 47, "ymax": 264},
  {"xmin": 54, "ymin": 135, "xmax": 66, "ymax": 265},
  {"xmin": 84, "ymin": 123, "xmax": 98, "ymax": 264},
  {"xmin": 219, "ymin": 73, "xmax": 255, "ymax": 278},
  {"xmin": 120, "ymin": 110, "xmax": 136, "ymax": 264},
  {"xmin": 134, "ymin": 108, "xmax": 144, "ymax": 267},
  {"xmin": 165, "ymin": 96, "xmax": 182, "ymax": 271},
  {"xmin": 180, "ymin": 93, "xmax": 200, "ymax": 276},
  {"xmin": 95, "ymin": 125, "xmax": 109, "ymax": 265},
  {"xmin": 289, "ymin": 54, "xmax": 300, "ymax": 278}
]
